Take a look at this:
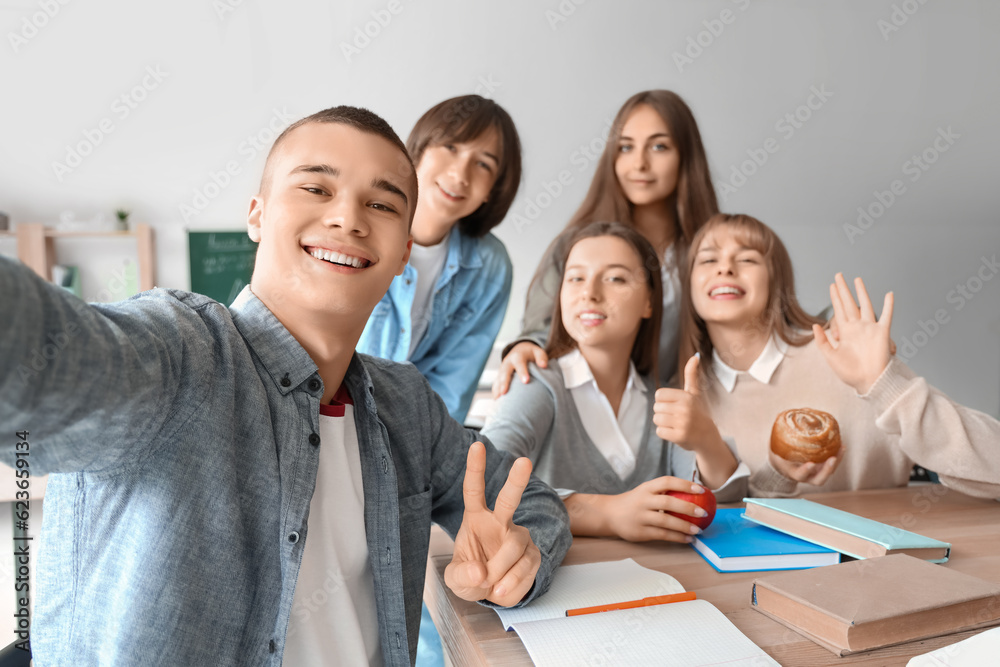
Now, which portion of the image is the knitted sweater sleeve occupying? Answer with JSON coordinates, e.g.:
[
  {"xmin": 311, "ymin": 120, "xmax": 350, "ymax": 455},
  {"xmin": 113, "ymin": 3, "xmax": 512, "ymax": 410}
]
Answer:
[{"xmin": 864, "ymin": 358, "xmax": 1000, "ymax": 499}]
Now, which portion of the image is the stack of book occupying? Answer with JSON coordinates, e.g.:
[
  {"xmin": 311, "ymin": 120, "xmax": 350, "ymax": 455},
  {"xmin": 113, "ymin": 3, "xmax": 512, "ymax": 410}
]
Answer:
[{"xmin": 737, "ymin": 498, "xmax": 1000, "ymax": 656}]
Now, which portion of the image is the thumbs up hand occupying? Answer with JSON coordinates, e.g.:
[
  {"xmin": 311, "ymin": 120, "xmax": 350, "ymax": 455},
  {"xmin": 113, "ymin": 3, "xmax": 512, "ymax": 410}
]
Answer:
[
  {"xmin": 652, "ymin": 354, "xmax": 716, "ymax": 449},
  {"xmin": 653, "ymin": 355, "xmax": 738, "ymax": 490}
]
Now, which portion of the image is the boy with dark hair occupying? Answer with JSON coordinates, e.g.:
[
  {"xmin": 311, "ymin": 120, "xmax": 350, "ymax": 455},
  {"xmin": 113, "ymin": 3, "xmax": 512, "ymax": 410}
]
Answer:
[{"xmin": 0, "ymin": 105, "xmax": 571, "ymax": 666}]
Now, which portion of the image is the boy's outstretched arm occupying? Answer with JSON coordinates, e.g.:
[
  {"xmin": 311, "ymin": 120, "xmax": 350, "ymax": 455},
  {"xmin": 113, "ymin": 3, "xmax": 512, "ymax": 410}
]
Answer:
[{"xmin": 0, "ymin": 256, "xmax": 192, "ymax": 473}]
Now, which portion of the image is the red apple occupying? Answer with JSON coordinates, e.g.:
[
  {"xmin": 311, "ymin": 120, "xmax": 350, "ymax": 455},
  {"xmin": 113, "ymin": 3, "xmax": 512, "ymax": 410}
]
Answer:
[{"xmin": 664, "ymin": 487, "xmax": 716, "ymax": 530}]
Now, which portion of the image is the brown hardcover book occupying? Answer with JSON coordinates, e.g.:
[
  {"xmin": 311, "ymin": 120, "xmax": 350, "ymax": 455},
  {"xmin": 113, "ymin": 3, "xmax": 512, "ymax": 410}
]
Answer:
[{"xmin": 751, "ymin": 554, "xmax": 1000, "ymax": 656}]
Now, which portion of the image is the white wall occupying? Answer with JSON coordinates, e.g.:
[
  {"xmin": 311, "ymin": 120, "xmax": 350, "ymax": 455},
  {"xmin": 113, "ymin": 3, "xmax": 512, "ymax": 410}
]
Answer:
[{"xmin": 2, "ymin": 0, "xmax": 998, "ymax": 415}]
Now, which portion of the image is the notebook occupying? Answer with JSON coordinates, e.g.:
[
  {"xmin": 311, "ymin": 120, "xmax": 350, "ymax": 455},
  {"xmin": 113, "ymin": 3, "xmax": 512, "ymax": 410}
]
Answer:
[
  {"xmin": 691, "ymin": 508, "xmax": 840, "ymax": 572},
  {"xmin": 743, "ymin": 497, "xmax": 951, "ymax": 562},
  {"xmin": 906, "ymin": 626, "xmax": 1000, "ymax": 666},
  {"xmin": 751, "ymin": 554, "xmax": 1000, "ymax": 656},
  {"xmin": 496, "ymin": 559, "xmax": 778, "ymax": 667}
]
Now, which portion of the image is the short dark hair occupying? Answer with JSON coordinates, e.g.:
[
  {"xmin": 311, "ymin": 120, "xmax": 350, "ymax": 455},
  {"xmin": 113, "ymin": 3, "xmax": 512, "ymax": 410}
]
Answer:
[
  {"xmin": 259, "ymin": 105, "xmax": 418, "ymax": 224},
  {"xmin": 545, "ymin": 221, "xmax": 663, "ymax": 378},
  {"xmin": 406, "ymin": 95, "xmax": 522, "ymax": 237}
]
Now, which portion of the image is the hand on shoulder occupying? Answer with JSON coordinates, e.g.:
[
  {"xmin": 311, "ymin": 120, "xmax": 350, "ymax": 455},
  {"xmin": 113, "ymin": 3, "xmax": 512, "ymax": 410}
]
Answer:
[{"xmin": 492, "ymin": 341, "xmax": 549, "ymax": 398}]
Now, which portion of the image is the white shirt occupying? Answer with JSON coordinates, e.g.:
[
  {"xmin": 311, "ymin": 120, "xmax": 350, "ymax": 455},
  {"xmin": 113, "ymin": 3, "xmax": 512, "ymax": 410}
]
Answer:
[
  {"xmin": 407, "ymin": 238, "xmax": 450, "ymax": 355},
  {"xmin": 712, "ymin": 335, "xmax": 790, "ymax": 393},
  {"xmin": 283, "ymin": 396, "xmax": 382, "ymax": 666},
  {"xmin": 560, "ymin": 348, "xmax": 648, "ymax": 480}
]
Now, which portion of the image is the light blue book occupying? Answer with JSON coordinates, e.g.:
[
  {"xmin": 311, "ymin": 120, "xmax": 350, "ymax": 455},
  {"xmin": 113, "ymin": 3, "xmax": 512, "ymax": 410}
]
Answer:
[
  {"xmin": 692, "ymin": 508, "xmax": 840, "ymax": 573},
  {"xmin": 743, "ymin": 498, "xmax": 951, "ymax": 563}
]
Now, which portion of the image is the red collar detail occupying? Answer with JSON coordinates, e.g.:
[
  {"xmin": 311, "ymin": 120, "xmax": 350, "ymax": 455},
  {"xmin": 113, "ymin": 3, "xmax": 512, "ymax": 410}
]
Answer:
[{"xmin": 319, "ymin": 384, "xmax": 354, "ymax": 418}]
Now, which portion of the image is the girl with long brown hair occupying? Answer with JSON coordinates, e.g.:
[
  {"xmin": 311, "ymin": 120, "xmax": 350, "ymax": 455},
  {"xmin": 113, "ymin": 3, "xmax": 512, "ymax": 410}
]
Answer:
[
  {"xmin": 483, "ymin": 222, "xmax": 745, "ymax": 542},
  {"xmin": 494, "ymin": 90, "xmax": 718, "ymax": 396}
]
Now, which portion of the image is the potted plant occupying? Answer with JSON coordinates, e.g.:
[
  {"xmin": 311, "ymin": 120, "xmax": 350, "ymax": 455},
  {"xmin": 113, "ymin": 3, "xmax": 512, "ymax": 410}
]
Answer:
[{"xmin": 115, "ymin": 209, "xmax": 130, "ymax": 232}]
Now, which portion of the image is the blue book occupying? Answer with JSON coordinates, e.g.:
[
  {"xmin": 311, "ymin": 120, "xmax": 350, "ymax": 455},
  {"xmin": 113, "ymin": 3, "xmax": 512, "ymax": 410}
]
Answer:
[
  {"xmin": 691, "ymin": 508, "xmax": 840, "ymax": 573},
  {"xmin": 743, "ymin": 497, "xmax": 951, "ymax": 563}
]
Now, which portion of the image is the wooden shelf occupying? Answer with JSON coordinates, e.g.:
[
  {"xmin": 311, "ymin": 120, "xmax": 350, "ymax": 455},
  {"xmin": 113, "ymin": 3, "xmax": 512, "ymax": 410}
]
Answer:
[{"xmin": 11, "ymin": 222, "xmax": 156, "ymax": 292}]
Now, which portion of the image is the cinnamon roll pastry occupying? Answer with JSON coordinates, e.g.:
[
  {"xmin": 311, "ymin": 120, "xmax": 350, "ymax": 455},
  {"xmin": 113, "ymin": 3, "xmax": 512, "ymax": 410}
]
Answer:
[{"xmin": 770, "ymin": 408, "xmax": 841, "ymax": 463}]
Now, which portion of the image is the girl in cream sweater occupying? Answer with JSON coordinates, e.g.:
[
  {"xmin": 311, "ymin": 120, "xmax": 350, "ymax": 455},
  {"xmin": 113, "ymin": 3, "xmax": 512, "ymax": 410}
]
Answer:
[{"xmin": 679, "ymin": 213, "xmax": 1000, "ymax": 498}]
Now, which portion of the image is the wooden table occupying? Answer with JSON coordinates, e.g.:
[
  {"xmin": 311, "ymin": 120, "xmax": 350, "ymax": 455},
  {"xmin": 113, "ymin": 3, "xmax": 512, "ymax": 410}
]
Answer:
[{"xmin": 424, "ymin": 486, "xmax": 1000, "ymax": 666}]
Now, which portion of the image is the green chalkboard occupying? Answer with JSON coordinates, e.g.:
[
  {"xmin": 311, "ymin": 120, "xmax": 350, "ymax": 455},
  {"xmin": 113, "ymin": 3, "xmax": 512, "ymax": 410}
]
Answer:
[{"xmin": 188, "ymin": 231, "xmax": 258, "ymax": 305}]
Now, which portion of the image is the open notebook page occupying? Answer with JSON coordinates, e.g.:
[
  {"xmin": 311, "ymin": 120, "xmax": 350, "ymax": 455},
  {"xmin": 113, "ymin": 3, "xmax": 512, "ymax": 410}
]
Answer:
[
  {"xmin": 512, "ymin": 598, "xmax": 779, "ymax": 667},
  {"xmin": 907, "ymin": 626, "xmax": 1000, "ymax": 667},
  {"xmin": 494, "ymin": 558, "xmax": 685, "ymax": 630}
]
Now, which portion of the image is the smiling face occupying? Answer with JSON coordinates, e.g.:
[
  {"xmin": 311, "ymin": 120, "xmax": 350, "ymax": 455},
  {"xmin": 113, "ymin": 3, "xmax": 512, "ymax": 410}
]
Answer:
[
  {"xmin": 614, "ymin": 104, "xmax": 681, "ymax": 207},
  {"xmin": 413, "ymin": 127, "xmax": 500, "ymax": 240},
  {"xmin": 690, "ymin": 225, "xmax": 770, "ymax": 329},
  {"xmin": 247, "ymin": 121, "xmax": 415, "ymax": 325},
  {"xmin": 559, "ymin": 235, "xmax": 653, "ymax": 356}
]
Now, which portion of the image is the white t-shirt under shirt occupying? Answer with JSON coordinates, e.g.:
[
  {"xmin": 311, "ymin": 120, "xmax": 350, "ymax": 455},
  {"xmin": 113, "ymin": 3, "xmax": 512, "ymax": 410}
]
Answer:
[
  {"xmin": 407, "ymin": 238, "xmax": 450, "ymax": 356},
  {"xmin": 283, "ymin": 387, "xmax": 382, "ymax": 666}
]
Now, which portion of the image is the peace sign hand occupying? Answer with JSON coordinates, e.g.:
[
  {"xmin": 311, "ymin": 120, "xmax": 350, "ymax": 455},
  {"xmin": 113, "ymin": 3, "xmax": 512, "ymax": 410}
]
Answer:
[
  {"xmin": 445, "ymin": 442, "xmax": 541, "ymax": 607},
  {"xmin": 814, "ymin": 273, "xmax": 893, "ymax": 394}
]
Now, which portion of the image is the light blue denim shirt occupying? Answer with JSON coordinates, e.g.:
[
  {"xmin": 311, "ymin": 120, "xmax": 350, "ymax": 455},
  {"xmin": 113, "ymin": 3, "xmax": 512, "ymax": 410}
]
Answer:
[
  {"xmin": 0, "ymin": 257, "xmax": 570, "ymax": 667},
  {"xmin": 357, "ymin": 226, "xmax": 513, "ymax": 422}
]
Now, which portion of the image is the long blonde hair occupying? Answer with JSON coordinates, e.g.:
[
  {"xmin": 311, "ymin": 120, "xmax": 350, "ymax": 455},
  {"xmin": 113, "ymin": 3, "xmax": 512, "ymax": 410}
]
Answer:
[{"xmin": 679, "ymin": 214, "xmax": 824, "ymax": 375}]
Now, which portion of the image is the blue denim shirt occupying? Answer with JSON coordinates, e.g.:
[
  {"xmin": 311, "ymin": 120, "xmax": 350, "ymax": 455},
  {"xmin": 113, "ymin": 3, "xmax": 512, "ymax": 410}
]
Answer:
[
  {"xmin": 357, "ymin": 227, "xmax": 513, "ymax": 422},
  {"xmin": 0, "ymin": 257, "xmax": 570, "ymax": 667}
]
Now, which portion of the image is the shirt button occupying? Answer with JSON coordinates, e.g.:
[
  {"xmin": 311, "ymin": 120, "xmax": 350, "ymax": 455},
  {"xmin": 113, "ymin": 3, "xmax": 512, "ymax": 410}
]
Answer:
[
  {"xmin": 309, "ymin": 433, "xmax": 320, "ymax": 447},
  {"xmin": 288, "ymin": 532, "xmax": 299, "ymax": 544},
  {"xmin": 269, "ymin": 639, "xmax": 276, "ymax": 653},
  {"xmin": 308, "ymin": 378, "xmax": 320, "ymax": 392},
  {"xmin": 382, "ymin": 456, "xmax": 388, "ymax": 473},
  {"xmin": 280, "ymin": 376, "xmax": 291, "ymax": 388}
]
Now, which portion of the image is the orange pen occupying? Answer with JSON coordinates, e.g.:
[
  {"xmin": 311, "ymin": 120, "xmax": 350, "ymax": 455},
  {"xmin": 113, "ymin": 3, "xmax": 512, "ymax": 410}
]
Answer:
[{"xmin": 565, "ymin": 591, "xmax": 697, "ymax": 617}]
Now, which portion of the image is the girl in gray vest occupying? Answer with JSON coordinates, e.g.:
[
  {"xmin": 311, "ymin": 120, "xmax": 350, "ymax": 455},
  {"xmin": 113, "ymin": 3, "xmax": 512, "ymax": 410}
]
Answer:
[{"xmin": 483, "ymin": 222, "xmax": 748, "ymax": 543}]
